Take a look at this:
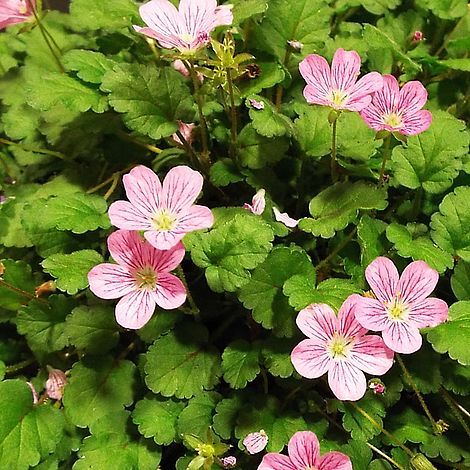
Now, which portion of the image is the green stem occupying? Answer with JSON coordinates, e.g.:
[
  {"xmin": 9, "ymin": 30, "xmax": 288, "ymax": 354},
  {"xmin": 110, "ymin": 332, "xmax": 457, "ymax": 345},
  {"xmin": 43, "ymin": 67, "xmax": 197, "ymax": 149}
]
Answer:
[
  {"xmin": 175, "ymin": 129, "xmax": 200, "ymax": 170},
  {"xmin": 175, "ymin": 266, "xmax": 200, "ymax": 318},
  {"xmin": 440, "ymin": 387, "xmax": 470, "ymax": 440},
  {"xmin": 226, "ymin": 67, "xmax": 239, "ymax": 166},
  {"xmin": 5, "ymin": 358, "xmax": 36, "ymax": 375},
  {"xmin": 275, "ymin": 49, "xmax": 291, "ymax": 110},
  {"xmin": 117, "ymin": 132, "xmax": 162, "ymax": 154},
  {"xmin": 378, "ymin": 134, "xmax": 391, "ymax": 185},
  {"xmin": 103, "ymin": 173, "xmax": 120, "ymax": 200},
  {"xmin": 367, "ymin": 443, "xmax": 406, "ymax": 470},
  {"xmin": 315, "ymin": 226, "xmax": 357, "ymax": 271},
  {"xmin": 410, "ymin": 188, "xmax": 423, "ymax": 220},
  {"xmin": 330, "ymin": 118, "xmax": 338, "ymax": 183},
  {"xmin": 0, "ymin": 279, "xmax": 47, "ymax": 304},
  {"xmin": 0, "ymin": 137, "xmax": 65, "ymax": 159},
  {"xmin": 396, "ymin": 354, "xmax": 440, "ymax": 434},
  {"xmin": 86, "ymin": 165, "xmax": 133, "ymax": 195}
]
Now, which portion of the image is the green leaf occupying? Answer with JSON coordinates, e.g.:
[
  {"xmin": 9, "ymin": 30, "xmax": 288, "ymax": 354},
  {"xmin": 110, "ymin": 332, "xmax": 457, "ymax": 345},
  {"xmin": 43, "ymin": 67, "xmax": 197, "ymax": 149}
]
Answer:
[
  {"xmin": 239, "ymin": 61, "xmax": 286, "ymax": 97},
  {"xmin": 144, "ymin": 323, "xmax": 221, "ymax": 399},
  {"xmin": 0, "ymin": 380, "xmax": 64, "ymax": 470},
  {"xmin": 177, "ymin": 392, "xmax": 220, "ymax": 438},
  {"xmin": 386, "ymin": 223, "xmax": 454, "ymax": 273},
  {"xmin": 357, "ymin": 215, "xmax": 388, "ymax": 268},
  {"xmin": 17, "ymin": 295, "xmax": 74, "ymax": 355},
  {"xmin": 402, "ymin": 344, "xmax": 443, "ymax": 393},
  {"xmin": 64, "ymin": 305, "xmax": 119, "ymax": 354},
  {"xmin": 102, "ymin": 65, "xmax": 194, "ymax": 140},
  {"xmin": 442, "ymin": 360, "xmax": 470, "ymax": 395},
  {"xmin": 451, "ymin": 261, "xmax": 470, "ymax": 300},
  {"xmin": 0, "ymin": 361, "xmax": 4, "ymax": 381},
  {"xmin": 438, "ymin": 58, "xmax": 470, "ymax": 72},
  {"xmin": 238, "ymin": 124, "xmax": 289, "ymax": 169},
  {"xmin": 63, "ymin": 50, "xmax": 116, "ymax": 84},
  {"xmin": 261, "ymin": 338, "xmax": 295, "ymax": 378},
  {"xmin": 294, "ymin": 104, "xmax": 331, "ymax": 157},
  {"xmin": 42, "ymin": 250, "xmax": 103, "ymax": 294},
  {"xmin": 132, "ymin": 395, "xmax": 185, "ymax": 445},
  {"xmin": 248, "ymin": 97, "xmax": 293, "ymax": 138},
  {"xmin": 0, "ymin": 259, "xmax": 36, "ymax": 311},
  {"xmin": 420, "ymin": 432, "xmax": 470, "ymax": 462},
  {"xmin": 384, "ymin": 408, "xmax": 433, "ymax": 445},
  {"xmin": 188, "ymin": 213, "xmax": 274, "ymax": 293},
  {"xmin": 231, "ymin": 0, "xmax": 267, "ymax": 24},
  {"xmin": 341, "ymin": 440, "xmax": 373, "ymax": 470},
  {"xmin": 299, "ymin": 181, "xmax": 388, "ymax": 238},
  {"xmin": 137, "ymin": 310, "xmax": 183, "ymax": 344},
  {"xmin": 221, "ymin": 340, "xmax": 261, "ymax": 389},
  {"xmin": 213, "ymin": 396, "xmax": 243, "ymax": 440},
  {"xmin": 391, "ymin": 111, "xmax": 469, "ymax": 194},
  {"xmin": 415, "ymin": 0, "xmax": 468, "ymax": 19},
  {"xmin": 239, "ymin": 246, "xmax": 315, "ymax": 336},
  {"xmin": 427, "ymin": 301, "xmax": 470, "ymax": 365},
  {"xmin": 210, "ymin": 159, "xmax": 244, "ymax": 187},
  {"xmin": 63, "ymin": 356, "xmax": 136, "ymax": 427},
  {"xmin": 430, "ymin": 186, "xmax": 470, "ymax": 262}
]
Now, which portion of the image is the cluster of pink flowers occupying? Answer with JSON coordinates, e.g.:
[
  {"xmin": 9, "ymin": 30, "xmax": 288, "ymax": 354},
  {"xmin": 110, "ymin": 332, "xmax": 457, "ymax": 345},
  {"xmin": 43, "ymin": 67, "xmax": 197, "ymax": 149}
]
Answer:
[
  {"xmin": 291, "ymin": 257, "xmax": 448, "ymax": 401},
  {"xmin": 300, "ymin": 48, "xmax": 432, "ymax": 136},
  {"xmin": 88, "ymin": 165, "xmax": 213, "ymax": 329},
  {"xmin": 0, "ymin": 0, "xmax": 35, "ymax": 29}
]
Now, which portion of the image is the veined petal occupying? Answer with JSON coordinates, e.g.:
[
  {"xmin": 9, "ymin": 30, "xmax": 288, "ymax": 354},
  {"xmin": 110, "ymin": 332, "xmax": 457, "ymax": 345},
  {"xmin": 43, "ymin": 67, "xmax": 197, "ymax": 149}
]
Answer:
[
  {"xmin": 382, "ymin": 321, "xmax": 422, "ymax": 354},
  {"xmin": 397, "ymin": 260, "xmax": 439, "ymax": 304},
  {"xmin": 365, "ymin": 257, "xmax": 399, "ymax": 303},
  {"xmin": 214, "ymin": 4, "xmax": 233, "ymax": 26},
  {"xmin": 287, "ymin": 431, "xmax": 320, "ymax": 469},
  {"xmin": 122, "ymin": 165, "xmax": 162, "ymax": 215},
  {"xmin": 107, "ymin": 230, "xmax": 155, "ymax": 270},
  {"xmin": 408, "ymin": 297, "xmax": 448, "ymax": 328},
  {"xmin": 133, "ymin": 26, "xmax": 188, "ymax": 50},
  {"xmin": 258, "ymin": 454, "xmax": 296, "ymax": 470},
  {"xmin": 139, "ymin": 0, "xmax": 184, "ymax": 37},
  {"xmin": 338, "ymin": 295, "xmax": 368, "ymax": 338},
  {"xmin": 400, "ymin": 110, "xmax": 432, "ymax": 135},
  {"xmin": 372, "ymin": 74, "xmax": 400, "ymax": 116},
  {"xmin": 144, "ymin": 228, "xmax": 184, "ymax": 250},
  {"xmin": 291, "ymin": 339, "xmax": 330, "ymax": 379},
  {"xmin": 299, "ymin": 54, "xmax": 331, "ymax": 96},
  {"xmin": 319, "ymin": 451, "xmax": 353, "ymax": 470},
  {"xmin": 398, "ymin": 80, "xmax": 428, "ymax": 114},
  {"xmin": 115, "ymin": 290, "xmax": 156, "ymax": 329},
  {"xmin": 162, "ymin": 165, "xmax": 204, "ymax": 213},
  {"xmin": 155, "ymin": 272, "xmax": 187, "ymax": 309},
  {"xmin": 108, "ymin": 200, "xmax": 153, "ymax": 231},
  {"xmin": 179, "ymin": 0, "xmax": 217, "ymax": 35},
  {"xmin": 328, "ymin": 361, "xmax": 367, "ymax": 401},
  {"xmin": 350, "ymin": 295, "xmax": 389, "ymax": 332},
  {"xmin": 360, "ymin": 104, "xmax": 386, "ymax": 132},
  {"xmin": 330, "ymin": 48, "xmax": 361, "ymax": 92},
  {"xmin": 273, "ymin": 207, "xmax": 299, "ymax": 228},
  {"xmin": 303, "ymin": 85, "xmax": 332, "ymax": 107},
  {"xmin": 177, "ymin": 204, "xmax": 214, "ymax": 232},
  {"xmin": 153, "ymin": 241, "xmax": 186, "ymax": 272},
  {"xmin": 349, "ymin": 335, "xmax": 394, "ymax": 375},
  {"xmin": 88, "ymin": 263, "xmax": 135, "ymax": 299},
  {"xmin": 347, "ymin": 72, "xmax": 384, "ymax": 109},
  {"xmin": 296, "ymin": 304, "xmax": 337, "ymax": 343}
]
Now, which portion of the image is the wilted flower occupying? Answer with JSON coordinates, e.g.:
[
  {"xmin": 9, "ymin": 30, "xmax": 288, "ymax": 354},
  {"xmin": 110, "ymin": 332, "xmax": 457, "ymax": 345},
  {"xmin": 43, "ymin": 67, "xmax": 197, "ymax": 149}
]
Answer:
[
  {"xmin": 360, "ymin": 75, "xmax": 432, "ymax": 136},
  {"xmin": 27, "ymin": 382, "xmax": 39, "ymax": 405},
  {"xmin": 299, "ymin": 48, "xmax": 383, "ymax": 112},
  {"xmin": 220, "ymin": 456, "xmax": 237, "ymax": 468},
  {"xmin": 88, "ymin": 230, "xmax": 187, "ymax": 329},
  {"xmin": 351, "ymin": 257, "xmax": 448, "ymax": 354},
  {"xmin": 244, "ymin": 189, "xmax": 266, "ymax": 215},
  {"xmin": 291, "ymin": 297, "xmax": 394, "ymax": 401},
  {"xmin": 108, "ymin": 165, "xmax": 214, "ymax": 250},
  {"xmin": 0, "ymin": 0, "xmax": 35, "ymax": 30},
  {"xmin": 45, "ymin": 368, "xmax": 67, "ymax": 400},
  {"xmin": 249, "ymin": 98, "xmax": 265, "ymax": 110},
  {"xmin": 133, "ymin": 0, "xmax": 233, "ymax": 54},
  {"xmin": 172, "ymin": 121, "xmax": 196, "ymax": 145},
  {"xmin": 259, "ymin": 431, "xmax": 352, "ymax": 470},
  {"xmin": 243, "ymin": 430, "xmax": 268, "ymax": 454},
  {"xmin": 273, "ymin": 207, "xmax": 298, "ymax": 228}
]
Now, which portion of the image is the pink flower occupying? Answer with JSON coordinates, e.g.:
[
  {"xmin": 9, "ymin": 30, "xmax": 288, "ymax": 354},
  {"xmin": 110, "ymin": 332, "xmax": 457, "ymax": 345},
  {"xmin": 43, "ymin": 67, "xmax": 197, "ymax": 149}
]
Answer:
[
  {"xmin": 273, "ymin": 207, "xmax": 298, "ymax": 228},
  {"xmin": 172, "ymin": 60, "xmax": 204, "ymax": 81},
  {"xmin": 360, "ymin": 75, "xmax": 432, "ymax": 136},
  {"xmin": 45, "ymin": 368, "xmax": 67, "ymax": 400},
  {"xmin": 0, "ymin": 0, "xmax": 35, "ymax": 30},
  {"xmin": 244, "ymin": 189, "xmax": 266, "ymax": 215},
  {"xmin": 220, "ymin": 456, "xmax": 237, "ymax": 468},
  {"xmin": 133, "ymin": 0, "xmax": 233, "ymax": 53},
  {"xmin": 291, "ymin": 297, "xmax": 394, "ymax": 401},
  {"xmin": 351, "ymin": 257, "xmax": 448, "ymax": 354},
  {"xmin": 243, "ymin": 430, "xmax": 268, "ymax": 454},
  {"xmin": 172, "ymin": 121, "xmax": 196, "ymax": 145},
  {"xmin": 299, "ymin": 48, "xmax": 383, "ymax": 112},
  {"xmin": 27, "ymin": 382, "xmax": 39, "ymax": 405},
  {"xmin": 88, "ymin": 230, "xmax": 187, "ymax": 329},
  {"xmin": 249, "ymin": 98, "xmax": 265, "ymax": 110},
  {"xmin": 368, "ymin": 380, "xmax": 385, "ymax": 395},
  {"xmin": 412, "ymin": 31, "xmax": 423, "ymax": 42},
  {"xmin": 108, "ymin": 165, "xmax": 213, "ymax": 250},
  {"xmin": 259, "ymin": 431, "xmax": 352, "ymax": 470}
]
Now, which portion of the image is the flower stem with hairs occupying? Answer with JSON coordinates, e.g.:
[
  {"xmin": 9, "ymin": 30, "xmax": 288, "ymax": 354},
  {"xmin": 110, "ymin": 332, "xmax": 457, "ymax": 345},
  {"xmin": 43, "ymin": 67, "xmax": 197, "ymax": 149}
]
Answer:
[{"xmin": 379, "ymin": 133, "xmax": 391, "ymax": 184}]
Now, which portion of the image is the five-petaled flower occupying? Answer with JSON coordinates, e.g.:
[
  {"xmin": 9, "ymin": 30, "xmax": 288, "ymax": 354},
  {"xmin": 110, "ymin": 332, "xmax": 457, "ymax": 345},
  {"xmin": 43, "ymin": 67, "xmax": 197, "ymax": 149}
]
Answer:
[
  {"xmin": 291, "ymin": 297, "xmax": 394, "ymax": 401},
  {"xmin": 108, "ymin": 165, "xmax": 214, "ymax": 251},
  {"xmin": 350, "ymin": 257, "xmax": 448, "ymax": 354},
  {"xmin": 0, "ymin": 0, "xmax": 35, "ymax": 30},
  {"xmin": 133, "ymin": 0, "xmax": 233, "ymax": 53},
  {"xmin": 299, "ymin": 48, "xmax": 383, "ymax": 112},
  {"xmin": 259, "ymin": 431, "xmax": 352, "ymax": 470},
  {"xmin": 88, "ymin": 229, "xmax": 187, "ymax": 329},
  {"xmin": 360, "ymin": 75, "xmax": 432, "ymax": 135}
]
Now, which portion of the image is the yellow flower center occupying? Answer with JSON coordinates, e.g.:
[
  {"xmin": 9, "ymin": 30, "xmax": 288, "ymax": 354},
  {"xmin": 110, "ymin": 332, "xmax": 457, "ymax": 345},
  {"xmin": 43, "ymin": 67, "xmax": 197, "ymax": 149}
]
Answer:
[
  {"xmin": 153, "ymin": 210, "xmax": 176, "ymax": 231},
  {"xmin": 19, "ymin": 1, "xmax": 28, "ymax": 14},
  {"xmin": 328, "ymin": 335, "xmax": 353, "ymax": 360},
  {"xmin": 386, "ymin": 295, "xmax": 409, "ymax": 321},
  {"xmin": 134, "ymin": 266, "xmax": 157, "ymax": 290},
  {"xmin": 179, "ymin": 33, "xmax": 195, "ymax": 44},
  {"xmin": 329, "ymin": 89, "xmax": 348, "ymax": 107},
  {"xmin": 383, "ymin": 112, "xmax": 403, "ymax": 128}
]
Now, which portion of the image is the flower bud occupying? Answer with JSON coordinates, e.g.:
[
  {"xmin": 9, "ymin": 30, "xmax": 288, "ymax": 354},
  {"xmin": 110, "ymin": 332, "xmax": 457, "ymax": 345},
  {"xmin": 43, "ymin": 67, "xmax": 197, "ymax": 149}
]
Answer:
[
  {"xmin": 412, "ymin": 31, "xmax": 424, "ymax": 42},
  {"xmin": 220, "ymin": 455, "xmax": 237, "ymax": 468},
  {"xmin": 368, "ymin": 379, "xmax": 386, "ymax": 395},
  {"xmin": 27, "ymin": 382, "xmax": 39, "ymax": 405},
  {"xmin": 45, "ymin": 368, "xmax": 67, "ymax": 400},
  {"xmin": 287, "ymin": 40, "xmax": 303, "ymax": 52},
  {"xmin": 410, "ymin": 453, "xmax": 438, "ymax": 470},
  {"xmin": 243, "ymin": 430, "xmax": 268, "ymax": 454}
]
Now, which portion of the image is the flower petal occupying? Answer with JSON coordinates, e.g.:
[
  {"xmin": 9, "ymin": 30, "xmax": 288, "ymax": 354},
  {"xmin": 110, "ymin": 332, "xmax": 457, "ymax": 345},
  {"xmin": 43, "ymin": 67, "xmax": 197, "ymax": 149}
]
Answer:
[
  {"xmin": 179, "ymin": 0, "xmax": 217, "ymax": 35},
  {"xmin": 107, "ymin": 230, "xmax": 148, "ymax": 269},
  {"xmin": 397, "ymin": 260, "xmax": 439, "ymax": 304},
  {"xmin": 177, "ymin": 204, "xmax": 214, "ymax": 232},
  {"xmin": 144, "ymin": 229, "xmax": 185, "ymax": 251},
  {"xmin": 408, "ymin": 297, "xmax": 448, "ymax": 328},
  {"xmin": 214, "ymin": 4, "xmax": 233, "ymax": 26},
  {"xmin": 382, "ymin": 321, "xmax": 422, "ymax": 354},
  {"xmin": 319, "ymin": 451, "xmax": 353, "ymax": 470},
  {"xmin": 349, "ymin": 335, "xmax": 395, "ymax": 375},
  {"xmin": 338, "ymin": 295, "xmax": 368, "ymax": 338},
  {"xmin": 303, "ymin": 85, "xmax": 333, "ymax": 107},
  {"xmin": 400, "ymin": 110, "xmax": 432, "ymax": 135},
  {"xmin": 139, "ymin": 0, "xmax": 183, "ymax": 37},
  {"xmin": 291, "ymin": 339, "xmax": 330, "ymax": 379},
  {"xmin": 328, "ymin": 361, "xmax": 367, "ymax": 401},
  {"xmin": 398, "ymin": 80, "xmax": 428, "ymax": 114},
  {"xmin": 346, "ymin": 72, "xmax": 384, "ymax": 111},
  {"xmin": 115, "ymin": 290, "xmax": 156, "ymax": 329},
  {"xmin": 330, "ymin": 48, "xmax": 361, "ymax": 92},
  {"xmin": 287, "ymin": 431, "xmax": 320, "ymax": 469},
  {"xmin": 122, "ymin": 165, "xmax": 162, "ymax": 215},
  {"xmin": 350, "ymin": 295, "xmax": 390, "ymax": 332},
  {"xmin": 365, "ymin": 257, "xmax": 399, "ymax": 303},
  {"xmin": 108, "ymin": 200, "xmax": 153, "ymax": 231},
  {"xmin": 162, "ymin": 165, "xmax": 204, "ymax": 213},
  {"xmin": 372, "ymin": 74, "xmax": 400, "ymax": 116},
  {"xmin": 296, "ymin": 304, "xmax": 337, "ymax": 344},
  {"xmin": 88, "ymin": 263, "xmax": 135, "ymax": 300},
  {"xmin": 153, "ymin": 241, "xmax": 186, "ymax": 272},
  {"xmin": 299, "ymin": 54, "xmax": 331, "ymax": 96},
  {"xmin": 258, "ymin": 454, "xmax": 296, "ymax": 470},
  {"xmin": 155, "ymin": 272, "xmax": 186, "ymax": 309},
  {"xmin": 273, "ymin": 207, "xmax": 299, "ymax": 228},
  {"xmin": 360, "ymin": 103, "xmax": 386, "ymax": 132}
]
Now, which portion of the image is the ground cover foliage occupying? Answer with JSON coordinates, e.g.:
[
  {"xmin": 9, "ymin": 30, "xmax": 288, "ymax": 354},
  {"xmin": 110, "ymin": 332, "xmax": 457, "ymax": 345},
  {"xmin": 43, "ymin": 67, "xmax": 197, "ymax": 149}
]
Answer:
[{"xmin": 0, "ymin": 0, "xmax": 469, "ymax": 468}]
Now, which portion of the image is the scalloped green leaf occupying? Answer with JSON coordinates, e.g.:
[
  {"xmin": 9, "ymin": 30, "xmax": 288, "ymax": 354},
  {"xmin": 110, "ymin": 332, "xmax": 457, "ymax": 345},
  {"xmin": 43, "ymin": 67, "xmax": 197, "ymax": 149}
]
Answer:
[
  {"xmin": 294, "ymin": 104, "xmax": 331, "ymax": 158},
  {"xmin": 63, "ymin": 50, "xmax": 116, "ymax": 84},
  {"xmin": 451, "ymin": 261, "xmax": 470, "ymax": 300},
  {"xmin": 176, "ymin": 392, "xmax": 220, "ymax": 438},
  {"xmin": 221, "ymin": 340, "xmax": 261, "ymax": 389},
  {"xmin": 0, "ymin": 259, "xmax": 36, "ymax": 311},
  {"xmin": 248, "ymin": 96, "xmax": 293, "ymax": 138}
]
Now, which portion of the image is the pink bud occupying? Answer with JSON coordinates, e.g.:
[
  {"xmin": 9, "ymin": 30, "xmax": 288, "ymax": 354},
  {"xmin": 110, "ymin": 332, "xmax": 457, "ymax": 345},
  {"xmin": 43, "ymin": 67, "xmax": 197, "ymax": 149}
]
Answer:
[
  {"xmin": 244, "ymin": 189, "xmax": 266, "ymax": 215},
  {"xmin": 273, "ymin": 207, "xmax": 299, "ymax": 228},
  {"xmin": 220, "ymin": 455, "xmax": 237, "ymax": 468},
  {"xmin": 27, "ymin": 382, "xmax": 39, "ymax": 405},
  {"xmin": 172, "ymin": 121, "xmax": 196, "ymax": 146},
  {"xmin": 172, "ymin": 59, "xmax": 190, "ymax": 77},
  {"xmin": 368, "ymin": 380, "xmax": 386, "ymax": 395},
  {"xmin": 45, "ymin": 368, "xmax": 67, "ymax": 400},
  {"xmin": 243, "ymin": 430, "xmax": 268, "ymax": 454},
  {"xmin": 249, "ymin": 98, "xmax": 265, "ymax": 110},
  {"xmin": 412, "ymin": 31, "xmax": 423, "ymax": 42}
]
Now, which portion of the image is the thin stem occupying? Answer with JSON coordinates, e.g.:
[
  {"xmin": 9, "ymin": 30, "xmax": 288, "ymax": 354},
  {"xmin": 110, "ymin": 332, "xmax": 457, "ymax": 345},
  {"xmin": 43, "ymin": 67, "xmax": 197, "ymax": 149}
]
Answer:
[
  {"xmin": 86, "ymin": 166, "xmax": 133, "ymax": 195},
  {"xmin": 378, "ymin": 134, "xmax": 391, "ymax": 185},
  {"xmin": 275, "ymin": 49, "xmax": 291, "ymax": 110},
  {"xmin": 5, "ymin": 358, "xmax": 36, "ymax": 375},
  {"xmin": 456, "ymin": 402, "xmax": 470, "ymax": 420},
  {"xmin": 316, "ymin": 227, "xmax": 357, "ymax": 271},
  {"xmin": 146, "ymin": 38, "xmax": 161, "ymax": 62},
  {"xmin": 367, "ymin": 443, "xmax": 406, "ymax": 470},
  {"xmin": 440, "ymin": 387, "xmax": 470, "ymax": 439},
  {"xmin": 0, "ymin": 279, "xmax": 48, "ymax": 304},
  {"xmin": 226, "ymin": 67, "xmax": 239, "ymax": 164},
  {"xmin": 410, "ymin": 187, "xmax": 423, "ymax": 220},
  {"xmin": 175, "ymin": 266, "xmax": 200, "ymax": 318},
  {"xmin": 0, "ymin": 137, "xmax": 65, "ymax": 159},
  {"xmin": 396, "ymin": 354, "xmax": 440, "ymax": 434},
  {"xmin": 175, "ymin": 129, "xmax": 199, "ymax": 170},
  {"xmin": 330, "ymin": 118, "xmax": 338, "ymax": 183},
  {"xmin": 117, "ymin": 132, "xmax": 162, "ymax": 154},
  {"xmin": 103, "ymin": 173, "xmax": 120, "ymax": 200}
]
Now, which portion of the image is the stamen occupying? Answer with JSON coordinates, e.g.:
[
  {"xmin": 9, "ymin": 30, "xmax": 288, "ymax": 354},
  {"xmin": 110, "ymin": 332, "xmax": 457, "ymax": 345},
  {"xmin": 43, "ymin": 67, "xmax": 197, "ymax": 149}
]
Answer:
[
  {"xmin": 328, "ymin": 334, "xmax": 353, "ymax": 360},
  {"xmin": 134, "ymin": 266, "xmax": 157, "ymax": 290},
  {"xmin": 383, "ymin": 112, "xmax": 403, "ymax": 128},
  {"xmin": 328, "ymin": 89, "xmax": 348, "ymax": 107},
  {"xmin": 153, "ymin": 210, "xmax": 176, "ymax": 231}
]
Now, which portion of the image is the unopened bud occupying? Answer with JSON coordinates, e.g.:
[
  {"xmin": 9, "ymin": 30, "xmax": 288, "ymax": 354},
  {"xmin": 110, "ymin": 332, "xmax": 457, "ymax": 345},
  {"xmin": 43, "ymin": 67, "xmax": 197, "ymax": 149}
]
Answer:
[
  {"xmin": 220, "ymin": 455, "xmax": 237, "ymax": 468},
  {"xmin": 410, "ymin": 453, "xmax": 438, "ymax": 470},
  {"xmin": 243, "ymin": 430, "xmax": 268, "ymax": 454},
  {"xmin": 45, "ymin": 368, "xmax": 67, "ymax": 400},
  {"xmin": 368, "ymin": 379, "xmax": 386, "ymax": 395},
  {"xmin": 412, "ymin": 31, "xmax": 424, "ymax": 42},
  {"xmin": 35, "ymin": 281, "xmax": 56, "ymax": 298},
  {"xmin": 287, "ymin": 40, "xmax": 303, "ymax": 52}
]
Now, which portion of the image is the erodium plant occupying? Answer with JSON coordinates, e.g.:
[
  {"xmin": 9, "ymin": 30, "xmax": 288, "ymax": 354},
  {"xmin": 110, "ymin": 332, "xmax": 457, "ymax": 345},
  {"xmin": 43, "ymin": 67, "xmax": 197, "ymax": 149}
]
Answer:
[{"xmin": 0, "ymin": 0, "xmax": 469, "ymax": 469}]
